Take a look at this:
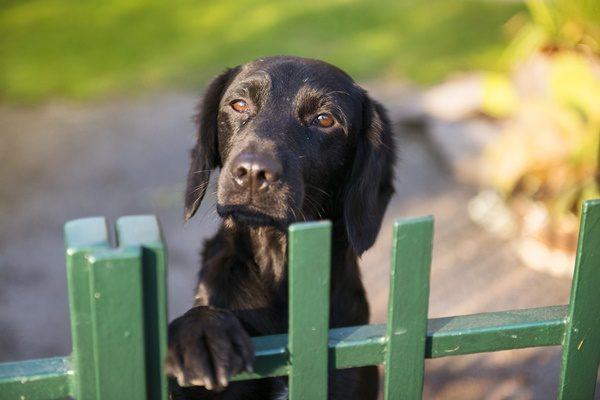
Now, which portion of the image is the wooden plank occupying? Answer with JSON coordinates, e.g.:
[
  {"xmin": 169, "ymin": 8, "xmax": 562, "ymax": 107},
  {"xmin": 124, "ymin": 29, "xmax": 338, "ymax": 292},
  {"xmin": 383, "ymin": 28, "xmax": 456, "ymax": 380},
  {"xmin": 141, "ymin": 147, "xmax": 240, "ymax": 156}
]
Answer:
[
  {"xmin": 328, "ymin": 324, "xmax": 387, "ymax": 369},
  {"xmin": 384, "ymin": 217, "xmax": 433, "ymax": 399},
  {"xmin": 3, "ymin": 210, "xmax": 596, "ymax": 399},
  {"xmin": 3, "ymin": 314, "xmax": 560, "ymax": 393},
  {"xmin": 230, "ymin": 305, "xmax": 568, "ymax": 382},
  {"xmin": 427, "ymin": 305, "xmax": 568, "ymax": 357},
  {"xmin": 287, "ymin": 221, "xmax": 331, "ymax": 400},
  {"xmin": 0, "ymin": 357, "xmax": 73, "ymax": 400},
  {"xmin": 117, "ymin": 215, "xmax": 168, "ymax": 400},
  {"xmin": 64, "ymin": 217, "xmax": 110, "ymax": 399},
  {"xmin": 88, "ymin": 248, "xmax": 148, "ymax": 399},
  {"xmin": 558, "ymin": 200, "xmax": 600, "ymax": 399},
  {"xmin": 230, "ymin": 334, "xmax": 290, "ymax": 381}
]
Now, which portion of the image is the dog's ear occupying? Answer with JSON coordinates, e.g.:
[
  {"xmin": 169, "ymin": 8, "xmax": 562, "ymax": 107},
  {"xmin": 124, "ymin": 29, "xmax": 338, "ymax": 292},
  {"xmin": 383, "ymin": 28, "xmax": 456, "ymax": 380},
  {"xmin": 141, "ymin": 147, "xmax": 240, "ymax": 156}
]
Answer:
[
  {"xmin": 343, "ymin": 93, "xmax": 396, "ymax": 255},
  {"xmin": 184, "ymin": 67, "xmax": 240, "ymax": 221}
]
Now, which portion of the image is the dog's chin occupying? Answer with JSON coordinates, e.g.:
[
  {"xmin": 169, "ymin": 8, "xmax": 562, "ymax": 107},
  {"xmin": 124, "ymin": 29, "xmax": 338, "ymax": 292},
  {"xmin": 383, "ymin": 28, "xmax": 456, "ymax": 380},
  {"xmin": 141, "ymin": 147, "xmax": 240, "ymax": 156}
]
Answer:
[{"xmin": 217, "ymin": 204, "xmax": 289, "ymax": 229}]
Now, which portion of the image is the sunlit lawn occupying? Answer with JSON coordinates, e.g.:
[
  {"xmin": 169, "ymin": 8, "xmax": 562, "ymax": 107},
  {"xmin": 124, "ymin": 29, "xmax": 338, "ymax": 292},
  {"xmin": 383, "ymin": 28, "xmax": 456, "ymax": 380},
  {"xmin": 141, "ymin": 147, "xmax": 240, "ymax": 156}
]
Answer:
[{"xmin": 0, "ymin": 0, "xmax": 524, "ymax": 104}]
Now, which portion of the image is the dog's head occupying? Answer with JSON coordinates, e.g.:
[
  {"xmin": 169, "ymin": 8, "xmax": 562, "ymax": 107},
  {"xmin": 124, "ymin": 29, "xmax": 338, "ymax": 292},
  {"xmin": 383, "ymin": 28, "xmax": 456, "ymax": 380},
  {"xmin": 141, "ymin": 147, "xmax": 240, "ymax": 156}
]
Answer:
[{"xmin": 185, "ymin": 56, "xmax": 395, "ymax": 255}]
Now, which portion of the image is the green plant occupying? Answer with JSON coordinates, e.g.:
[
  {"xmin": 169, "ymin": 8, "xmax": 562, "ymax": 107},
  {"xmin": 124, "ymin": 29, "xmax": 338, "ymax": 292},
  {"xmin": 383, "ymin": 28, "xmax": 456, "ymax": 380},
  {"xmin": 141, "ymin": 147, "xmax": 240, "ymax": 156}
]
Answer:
[
  {"xmin": 483, "ymin": 0, "xmax": 600, "ymax": 245},
  {"xmin": 506, "ymin": 0, "xmax": 600, "ymax": 59}
]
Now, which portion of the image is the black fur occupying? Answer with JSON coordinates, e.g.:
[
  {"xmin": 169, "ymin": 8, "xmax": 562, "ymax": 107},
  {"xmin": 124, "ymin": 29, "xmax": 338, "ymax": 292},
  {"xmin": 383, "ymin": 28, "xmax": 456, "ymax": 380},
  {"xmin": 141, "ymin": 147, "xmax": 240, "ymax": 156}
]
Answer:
[{"xmin": 167, "ymin": 56, "xmax": 395, "ymax": 399}]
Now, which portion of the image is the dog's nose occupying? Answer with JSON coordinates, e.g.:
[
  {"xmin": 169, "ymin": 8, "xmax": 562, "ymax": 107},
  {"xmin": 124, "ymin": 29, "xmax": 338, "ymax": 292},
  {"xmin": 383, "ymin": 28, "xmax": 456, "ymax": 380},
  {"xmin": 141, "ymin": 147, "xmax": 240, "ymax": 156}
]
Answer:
[{"xmin": 230, "ymin": 153, "xmax": 282, "ymax": 192}]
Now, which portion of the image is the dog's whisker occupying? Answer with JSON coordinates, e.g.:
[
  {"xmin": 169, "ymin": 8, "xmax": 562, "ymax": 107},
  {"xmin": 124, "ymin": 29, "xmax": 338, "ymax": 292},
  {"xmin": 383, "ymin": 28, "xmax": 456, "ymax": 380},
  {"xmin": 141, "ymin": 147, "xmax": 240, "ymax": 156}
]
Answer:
[
  {"xmin": 303, "ymin": 195, "xmax": 325, "ymax": 220},
  {"xmin": 290, "ymin": 207, "xmax": 298, "ymax": 221},
  {"xmin": 190, "ymin": 181, "xmax": 210, "ymax": 195},
  {"xmin": 295, "ymin": 205, "xmax": 307, "ymax": 222},
  {"xmin": 306, "ymin": 184, "xmax": 331, "ymax": 198},
  {"xmin": 327, "ymin": 90, "xmax": 351, "ymax": 97}
]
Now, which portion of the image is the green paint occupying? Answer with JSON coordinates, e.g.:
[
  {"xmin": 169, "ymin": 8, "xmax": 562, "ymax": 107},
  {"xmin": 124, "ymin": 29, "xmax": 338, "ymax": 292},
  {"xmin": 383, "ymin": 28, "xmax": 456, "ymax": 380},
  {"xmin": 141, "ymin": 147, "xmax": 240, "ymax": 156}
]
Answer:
[
  {"xmin": 328, "ymin": 324, "xmax": 387, "ymax": 369},
  {"xmin": 231, "ymin": 333, "xmax": 290, "ymax": 382},
  {"xmin": 2, "ymin": 203, "xmax": 600, "ymax": 399},
  {"xmin": 0, "ymin": 357, "xmax": 72, "ymax": 399},
  {"xmin": 559, "ymin": 200, "xmax": 600, "ymax": 399},
  {"xmin": 65, "ymin": 217, "xmax": 111, "ymax": 399},
  {"xmin": 117, "ymin": 216, "xmax": 168, "ymax": 400},
  {"xmin": 288, "ymin": 221, "xmax": 331, "ymax": 400},
  {"xmin": 384, "ymin": 217, "xmax": 433, "ymax": 399},
  {"xmin": 237, "ymin": 306, "xmax": 569, "ymax": 381},
  {"xmin": 88, "ymin": 248, "xmax": 147, "ymax": 399},
  {"xmin": 427, "ymin": 305, "xmax": 568, "ymax": 357}
]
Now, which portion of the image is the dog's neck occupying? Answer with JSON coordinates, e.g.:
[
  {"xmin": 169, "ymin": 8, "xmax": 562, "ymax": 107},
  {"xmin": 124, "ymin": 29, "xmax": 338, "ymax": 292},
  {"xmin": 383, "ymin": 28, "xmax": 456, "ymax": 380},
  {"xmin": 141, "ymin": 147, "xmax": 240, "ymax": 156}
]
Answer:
[
  {"xmin": 232, "ymin": 219, "xmax": 356, "ymax": 284},
  {"xmin": 246, "ymin": 225, "xmax": 288, "ymax": 284},
  {"xmin": 198, "ymin": 218, "xmax": 368, "ymax": 330}
]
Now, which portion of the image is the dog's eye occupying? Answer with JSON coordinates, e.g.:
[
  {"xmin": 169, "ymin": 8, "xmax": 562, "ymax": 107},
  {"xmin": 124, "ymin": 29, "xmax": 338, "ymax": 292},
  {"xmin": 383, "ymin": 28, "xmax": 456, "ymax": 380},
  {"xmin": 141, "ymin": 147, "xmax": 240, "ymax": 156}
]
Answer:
[
  {"xmin": 313, "ymin": 113, "xmax": 335, "ymax": 128},
  {"xmin": 230, "ymin": 100, "xmax": 250, "ymax": 113}
]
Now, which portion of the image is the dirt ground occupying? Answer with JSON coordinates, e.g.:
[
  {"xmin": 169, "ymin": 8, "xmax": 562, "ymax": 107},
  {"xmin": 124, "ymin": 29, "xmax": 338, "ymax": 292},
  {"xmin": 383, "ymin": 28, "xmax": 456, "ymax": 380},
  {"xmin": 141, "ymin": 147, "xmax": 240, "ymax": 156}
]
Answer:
[{"xmin": 0, "ymin": 88, "xmax": 597, "ymax": 399}]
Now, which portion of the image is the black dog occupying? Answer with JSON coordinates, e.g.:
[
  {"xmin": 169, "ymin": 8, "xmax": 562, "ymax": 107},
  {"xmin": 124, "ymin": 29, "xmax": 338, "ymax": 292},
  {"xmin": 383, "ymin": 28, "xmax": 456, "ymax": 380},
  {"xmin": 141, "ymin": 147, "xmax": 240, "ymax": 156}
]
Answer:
[{"xmin": 166, "ymin": 56, "xmax": 395, "ymax": 399}]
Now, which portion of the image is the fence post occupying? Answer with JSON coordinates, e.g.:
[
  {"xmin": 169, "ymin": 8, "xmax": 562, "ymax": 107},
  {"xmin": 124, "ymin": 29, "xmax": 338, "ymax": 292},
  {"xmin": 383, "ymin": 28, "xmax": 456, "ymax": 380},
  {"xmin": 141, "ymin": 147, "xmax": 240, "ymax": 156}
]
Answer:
[
  {"xmin": 558, "ymin": 200, "xmax": 600, "ymax": 399},
  {"xmin": 65, "ymin": 216, "xmax": 167, "ymax": 400},
  {"xmin": 384, "ymin": 217, "xmax": 433, "ymax": 399},
  {"xmin": 65, "ymin": 217, "xmax": 111, "ymax": 399},
  {"xmin": 86, "ymin": 247, "xmax": 148, "ymax": 399},
  {"xmin": 288, "ymin": 221, "xmax": 332, "ymax": 400},
  {"xmin": 116, "ymin": 216, "xmax": 168, "ymax": 400}
]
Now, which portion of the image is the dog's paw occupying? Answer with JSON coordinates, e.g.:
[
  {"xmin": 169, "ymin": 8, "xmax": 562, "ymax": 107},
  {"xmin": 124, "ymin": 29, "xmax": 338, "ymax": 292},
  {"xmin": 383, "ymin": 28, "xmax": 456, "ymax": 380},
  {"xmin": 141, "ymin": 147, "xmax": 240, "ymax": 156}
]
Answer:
[{"xmin": 165, "ymin": 306, "xmax": 254, "ymax": 391}]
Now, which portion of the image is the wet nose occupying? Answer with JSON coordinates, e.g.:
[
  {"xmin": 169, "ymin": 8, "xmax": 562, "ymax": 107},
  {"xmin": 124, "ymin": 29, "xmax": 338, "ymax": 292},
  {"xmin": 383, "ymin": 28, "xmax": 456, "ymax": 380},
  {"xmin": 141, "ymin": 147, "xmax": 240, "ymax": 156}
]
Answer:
[{"xmin": 230, "ymin": 152, "xmax": 282, "ymax": 193}]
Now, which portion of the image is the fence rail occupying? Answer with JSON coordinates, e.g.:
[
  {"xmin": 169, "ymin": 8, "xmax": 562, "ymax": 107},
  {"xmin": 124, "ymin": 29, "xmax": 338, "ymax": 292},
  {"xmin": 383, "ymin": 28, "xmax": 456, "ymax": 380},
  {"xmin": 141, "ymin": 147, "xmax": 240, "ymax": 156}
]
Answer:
[{"xmin": 1, "ymin": 201, "xmax": 599, "ymax": 399}]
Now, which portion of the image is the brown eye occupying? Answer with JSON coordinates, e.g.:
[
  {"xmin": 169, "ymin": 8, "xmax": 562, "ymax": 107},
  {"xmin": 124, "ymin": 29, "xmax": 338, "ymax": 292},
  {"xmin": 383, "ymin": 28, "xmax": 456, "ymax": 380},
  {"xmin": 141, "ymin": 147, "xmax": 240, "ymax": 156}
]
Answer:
[
  {"xmin": 230, "ymin": 99, "xmax": 249, "ymax": 113},
  {"xmin": 314, "ymin": 113, "xmax": 335, "ymax": 128}
]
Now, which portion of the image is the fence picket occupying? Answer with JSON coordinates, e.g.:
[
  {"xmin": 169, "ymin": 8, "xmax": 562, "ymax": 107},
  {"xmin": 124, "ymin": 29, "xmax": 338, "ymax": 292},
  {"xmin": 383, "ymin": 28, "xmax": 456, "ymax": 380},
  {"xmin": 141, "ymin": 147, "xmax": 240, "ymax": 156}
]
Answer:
[
  {"xmin": 65, "ymin": 217, "xmax": 111, "ymax": 399},
  {"xmin": 558, "ymin": 200, "xmax": 600, "ymax": 399},
  {"xmin": 0, "ymin": 357, "xmax": 72, "ymax": 399},
  {"xmin": 1, "ymin": 202, "xmax": 599, "ymax": 399},
  {"xmin": 116, "ymin": 216, "xmax": 168, "ymax": 400},
  {"xmin": 288, "ymin": 221, "xmax": 331, "ymax": 400},
  {"xmin": 87, "ymin": 248, "xmax": 147, "ymax": 399},
  {"xmin": 384, "ymin": 217, "xmax": 433, "ymax": 399}
]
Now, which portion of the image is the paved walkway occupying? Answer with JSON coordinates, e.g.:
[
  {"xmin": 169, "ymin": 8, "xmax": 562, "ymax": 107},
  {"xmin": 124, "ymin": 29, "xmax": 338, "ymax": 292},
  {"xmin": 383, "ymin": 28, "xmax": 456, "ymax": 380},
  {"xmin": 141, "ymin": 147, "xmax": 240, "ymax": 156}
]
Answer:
[{"xmin": 0, "ymin": 89, "xmax": 591, "ymax": 399}]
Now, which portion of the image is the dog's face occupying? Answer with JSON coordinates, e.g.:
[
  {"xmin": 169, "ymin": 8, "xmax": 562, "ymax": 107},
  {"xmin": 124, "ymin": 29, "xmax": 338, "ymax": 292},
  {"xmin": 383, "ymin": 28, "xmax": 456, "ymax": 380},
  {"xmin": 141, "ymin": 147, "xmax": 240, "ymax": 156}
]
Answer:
[
  {"xmin": 185, "ymin": 56, "xmax": 395, "ymax": 255},
  {"xmin": 215, "ymin": 58, "xmax": 362, "ymax": 226}
]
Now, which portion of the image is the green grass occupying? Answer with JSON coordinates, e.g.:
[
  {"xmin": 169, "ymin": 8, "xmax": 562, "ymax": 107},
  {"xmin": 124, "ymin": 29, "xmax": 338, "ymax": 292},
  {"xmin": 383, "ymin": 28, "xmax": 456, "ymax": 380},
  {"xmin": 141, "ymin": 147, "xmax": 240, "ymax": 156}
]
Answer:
[{"xmin": 0, "ymin": 0, "xmax": 524, "ymax": 104}]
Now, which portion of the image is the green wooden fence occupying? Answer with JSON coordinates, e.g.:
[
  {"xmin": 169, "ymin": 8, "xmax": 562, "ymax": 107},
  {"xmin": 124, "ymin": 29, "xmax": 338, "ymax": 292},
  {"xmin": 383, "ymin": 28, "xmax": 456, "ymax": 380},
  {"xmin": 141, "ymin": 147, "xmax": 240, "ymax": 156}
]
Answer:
[{"xmin": 1, "ymin": 200, "xmax": 599, "ymax": 399}]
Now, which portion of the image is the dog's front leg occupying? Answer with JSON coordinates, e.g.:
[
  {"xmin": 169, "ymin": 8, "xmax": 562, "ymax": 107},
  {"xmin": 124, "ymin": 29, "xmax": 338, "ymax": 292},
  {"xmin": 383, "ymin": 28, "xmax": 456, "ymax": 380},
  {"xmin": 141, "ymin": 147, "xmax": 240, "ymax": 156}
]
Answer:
[{"xmin": 166, "ymin": 306, "xmax": 254, "ymax": 392}]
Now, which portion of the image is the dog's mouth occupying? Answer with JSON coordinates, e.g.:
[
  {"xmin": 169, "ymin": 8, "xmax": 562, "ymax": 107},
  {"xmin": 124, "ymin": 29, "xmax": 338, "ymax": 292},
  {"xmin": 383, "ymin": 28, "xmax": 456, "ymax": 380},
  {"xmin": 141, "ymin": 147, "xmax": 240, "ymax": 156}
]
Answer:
[{"xmin": 217, "ymin": 204, "xmax": 289, "ymax": 228}]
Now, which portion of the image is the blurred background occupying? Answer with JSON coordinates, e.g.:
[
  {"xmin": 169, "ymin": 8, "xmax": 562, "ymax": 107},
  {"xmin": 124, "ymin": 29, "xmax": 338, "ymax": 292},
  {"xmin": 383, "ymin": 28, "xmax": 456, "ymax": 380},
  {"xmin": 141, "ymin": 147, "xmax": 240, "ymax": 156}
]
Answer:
[{"xmin": 1, "ymin": 0, "xmax": 599, "ymax": 398}]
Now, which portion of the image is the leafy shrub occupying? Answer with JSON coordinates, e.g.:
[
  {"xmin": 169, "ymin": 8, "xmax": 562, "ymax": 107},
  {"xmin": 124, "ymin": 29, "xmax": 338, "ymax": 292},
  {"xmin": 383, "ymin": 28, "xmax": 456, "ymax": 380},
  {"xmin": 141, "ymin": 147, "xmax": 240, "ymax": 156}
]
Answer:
[{"xmin": 484, "ymin": 0, "xmax": 600, "ymax": 227}]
